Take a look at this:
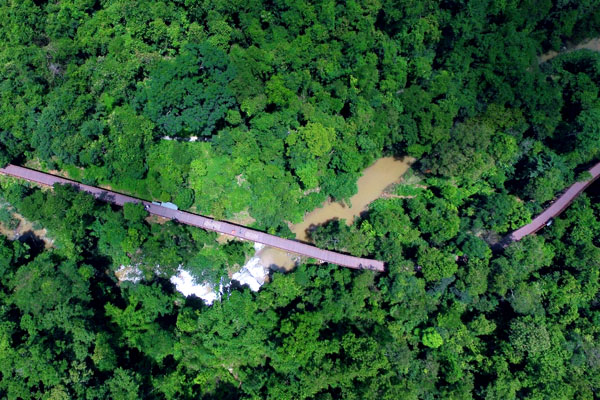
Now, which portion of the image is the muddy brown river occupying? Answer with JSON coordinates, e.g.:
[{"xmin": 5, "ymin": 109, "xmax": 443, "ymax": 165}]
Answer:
[
  {"xmin": 256, "ymin": 156, "xmax": 414, "ymax": 270},
  {"xmin": 291, "ymin": 156, "xmax": 414, "ymax": 241}
]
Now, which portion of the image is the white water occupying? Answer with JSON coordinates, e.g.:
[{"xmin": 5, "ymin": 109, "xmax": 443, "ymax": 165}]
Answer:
[
  {"xmin": 117, "ymin": 157, "xmax": 415, "ymax": 302},
  {"xmin": 231, "ymin": 243, "xmax": 269, "ymax": 292},
  {"xmin": 161, "ymin": 136, "xmax": 201, "ymax": 142},
  {"xmin": 170, "ymin": 268, "xmax": 220, "ymax": 304},
  {"xmin": 116, "ymin": 243, "xmax": 272, "ymax": 305}
]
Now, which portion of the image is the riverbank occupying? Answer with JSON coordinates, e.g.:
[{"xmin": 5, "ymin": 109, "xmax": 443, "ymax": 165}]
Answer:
[
  {"xmin": 0, "ymin": 204, "xmax": 53, "ymax": 249},
  {"xmin": 4, "ymin": 156, "xmax": 415, "ymax": 304}
]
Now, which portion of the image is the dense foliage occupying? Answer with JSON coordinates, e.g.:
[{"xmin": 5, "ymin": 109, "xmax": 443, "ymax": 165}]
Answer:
[
  {"xmin": 0, "ymin": 0, "xmax": 599, "ymax": 398},
  {"xmin": 1, "ymin": 0, "xmax": 598, "ymax": 227},
  {"xmin": 1, "ymin": 168, "xmax": 599, "ymax": 399}
]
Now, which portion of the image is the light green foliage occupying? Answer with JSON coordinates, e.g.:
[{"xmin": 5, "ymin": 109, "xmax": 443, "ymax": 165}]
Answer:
[
  {"xmin": 92, "ymin": 333, "xmax": 117, "ymax": 372},
  {"xmin": 570, "ymin": 106, "xmax": 600, "ymax": 165},
  {"xmin": 174, "ymin": 188, "xmax": 195, "ymax": 209},
  {"xmin": 422, "ymin": 327, "xmax": 444, "ymax": 348},
  {"xmin": 418, "ymin": 246, "xmax": 457, "ymax": 283},
  {"xmin": 520, "ymin": 151, "xmax": 572, "ymax": 203},
  {"xmin": 509, "ymin": 316, "xmax": 552, "ymax": 358},
  {"xmin": 106, "ymin": 106, "xmax": 154, "ymax": 180},
  {"xmin": 491, "ymin": 237, "xmax": 554, "ymax": 297},
  {"xmin": 510, "ymin": 282, "xmax": 544, "ymax": 316},
  {"xmin": 0, "ymin": 206, "xmax": 18, "ymax": 230},
  {"xmin": 1, "ymin": 169, "xmax": 600, "ymax": 399},
  {"xmin": 143, "ymin": 140, "xmax": 193, "ymax": 202},
  {"xmin": 288, "ymin": 122, "xmax": 336, "ymax": 158},
  {"xmin": 187, "ymin": 143, "xmax": 251, "ymax": 219},
  {"xmin": 285, "ymin": 121, "xmax": 338, "ymax": 190},
  {"xmin": 106, "ymin": 368, "xmax": 141, "ymax": 400},
  {"xmin": 416, "ymin": 198, "xmax": 461, "ymax": 245}
]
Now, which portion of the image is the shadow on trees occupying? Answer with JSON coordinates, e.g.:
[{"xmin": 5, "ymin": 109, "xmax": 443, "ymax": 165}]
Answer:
[
  {"xmin": 17, "ymin": 230, "xmax": 45, "ymax": 258},
  {"xmin": 201, "ymin": 382, "xmax": 243, "ymax": 400}
]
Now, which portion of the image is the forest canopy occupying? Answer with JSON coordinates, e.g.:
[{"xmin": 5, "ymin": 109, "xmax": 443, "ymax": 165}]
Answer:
[{"xmin": 0, "ymin": 0, "xmax": 599, "ymax": 398}]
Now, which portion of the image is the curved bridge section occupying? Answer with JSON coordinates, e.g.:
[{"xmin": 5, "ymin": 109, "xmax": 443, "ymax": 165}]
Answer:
[
  {"xmin": 510, "ymin": 161, "xmax": 600, "ymax": 241},
  {"xmin": 0, "ymin": 164, "xmax": 385, "ymax": 272}
]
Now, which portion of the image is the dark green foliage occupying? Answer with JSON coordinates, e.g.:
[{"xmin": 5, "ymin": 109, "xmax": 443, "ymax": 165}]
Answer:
[
  {"xmin": 136, "ymin": 43, "xmax": 237, "ymax": 138},
  {"xmin": 0, "ymin": 179, "xmax": 599, "ymax": 398},
  {"xmin": 0, "ymin": 0, "xmax": 595, "ymax": 227},
  {"xmin": 123, "ymin": 202, "xmax": 147, "ymax": 224},
  {"xmin": 476, "ymin": 192, "xmax": 531, "ymax": 234}
]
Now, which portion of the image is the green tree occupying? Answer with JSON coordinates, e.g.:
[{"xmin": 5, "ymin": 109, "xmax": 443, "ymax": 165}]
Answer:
[
  {"xmin": 137, "ymin": 43, "xmax": 237, "ymax": 138},
  {"xmin": 418, "ymin": 246, "xmax": 457, "ymax": 283},
  {"xmin": 422, "ymin": 327, "xmax": 444, "ymax": 348}
]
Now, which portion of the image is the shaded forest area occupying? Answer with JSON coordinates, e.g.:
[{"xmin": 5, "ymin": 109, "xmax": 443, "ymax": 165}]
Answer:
[{"xmin": 0, "ymin": 0, "xmax": 600, "ymax": 398}]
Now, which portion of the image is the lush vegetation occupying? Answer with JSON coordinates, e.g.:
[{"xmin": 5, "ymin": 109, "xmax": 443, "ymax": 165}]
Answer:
[
  {"xmin": 0, "ymin": 0, "xmax": 599, "ymax": 398},
  {"xmin": 1, "ymin": 168, "xmax": 600, "ymax": 399},
  {"xmin": 2, "ymin": 0, "xmax": 598, "ymax": 228}
]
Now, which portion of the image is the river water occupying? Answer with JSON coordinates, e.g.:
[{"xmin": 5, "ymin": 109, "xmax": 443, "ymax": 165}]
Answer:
[
  {"xmin": 256, "ymin": 156, "xmax": 414, "ymax": 271},
  {"xmin": 291, "ymin": 156, "xmax": 414, "ymax": 242}
]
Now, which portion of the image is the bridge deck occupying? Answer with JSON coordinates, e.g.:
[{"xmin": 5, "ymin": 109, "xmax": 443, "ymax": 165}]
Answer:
[
  {"xmin": 0, "ymin": 165, "xmax": 385, "ymax": 272},
  {"xmin": 510, "ymin": 161, "xmax": 600, "ymax": 241}
]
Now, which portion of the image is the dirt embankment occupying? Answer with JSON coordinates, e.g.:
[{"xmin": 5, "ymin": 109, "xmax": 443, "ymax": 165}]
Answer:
[
  {"xmin": 539, "ymin": 38, "xmax": 600, "ymax": 63},
  {"xmin": 0, "ymin": 206, "xmax": 54, "ymax": 249}
]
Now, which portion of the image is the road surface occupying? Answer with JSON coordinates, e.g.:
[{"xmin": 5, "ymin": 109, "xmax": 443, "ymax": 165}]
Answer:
[
  {"xmin": 0, "ymin": 164, "xmax": 385, "ymax": 272},
  {"xmin": 510, "ymin": 161, "xmax": 600, "ymax": 241}
]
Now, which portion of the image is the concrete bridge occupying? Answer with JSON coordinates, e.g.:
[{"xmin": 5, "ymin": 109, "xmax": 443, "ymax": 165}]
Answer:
[
  {"xmin": 509, "ymin": 161, "xmax": 600, "ymax": 241},
  {"xmin": 0, "ymin": 164, "xmax": 385, "ymax": 272}
]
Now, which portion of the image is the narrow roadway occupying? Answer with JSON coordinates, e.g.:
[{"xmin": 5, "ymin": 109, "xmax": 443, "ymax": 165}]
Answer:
[
  {"xmin": 509, "ymin": 161, "xmax": 600, "ymax": 241},
  {"xmin": 0, "ymin": 164, "xmax": 385, "ymax": 272}
]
